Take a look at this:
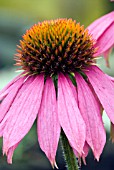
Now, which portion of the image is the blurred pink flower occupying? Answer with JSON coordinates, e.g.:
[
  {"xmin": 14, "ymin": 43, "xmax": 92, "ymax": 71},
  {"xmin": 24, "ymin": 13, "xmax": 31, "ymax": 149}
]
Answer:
[
  {"xmin": 0, "ymin": 19, "xmax": 114, "ymax": 167},
  {"xmin": 88, "ymin": 11, "xmax": 114, "ymax": 67}
]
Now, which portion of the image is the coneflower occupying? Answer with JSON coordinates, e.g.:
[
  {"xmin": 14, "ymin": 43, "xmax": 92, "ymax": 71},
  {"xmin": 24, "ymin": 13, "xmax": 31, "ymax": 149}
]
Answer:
[{"xmin": 0, "ymin": 18, "xmax": 114, "ymax": 169}]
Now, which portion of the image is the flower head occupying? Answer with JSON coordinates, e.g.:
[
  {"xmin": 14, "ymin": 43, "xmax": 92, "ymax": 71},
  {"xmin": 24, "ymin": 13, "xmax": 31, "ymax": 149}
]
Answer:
[
  {"xmin": 87, "ymin": 11, "xmax": 114, "ymax": 67},
  {"xmin": 1, "ymin": 18, "xmax": 114, "ymax": 167},
  {"xmin": 16, "ymin": 19, "xmax": 95, "ymax": 76}
]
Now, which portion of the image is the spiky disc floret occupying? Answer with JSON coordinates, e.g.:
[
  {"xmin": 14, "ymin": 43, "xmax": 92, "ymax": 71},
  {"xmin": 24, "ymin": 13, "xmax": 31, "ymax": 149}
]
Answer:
[{"xmin": 15, "ymin": 18, "xmax": 96, "ymax": 76}]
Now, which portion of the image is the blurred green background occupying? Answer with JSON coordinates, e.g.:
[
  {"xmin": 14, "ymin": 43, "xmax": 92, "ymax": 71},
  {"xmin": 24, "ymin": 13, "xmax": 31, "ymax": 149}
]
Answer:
[{"xmin": 0, "ymin": 0, "xmax": 114, "ymax": 170}]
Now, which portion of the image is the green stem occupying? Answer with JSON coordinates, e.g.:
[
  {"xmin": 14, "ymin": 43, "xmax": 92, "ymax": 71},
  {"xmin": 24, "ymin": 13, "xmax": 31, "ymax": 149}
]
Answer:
[{"xmin": 60, "ymin": 129, "xmax": 79, "ymax": 170}]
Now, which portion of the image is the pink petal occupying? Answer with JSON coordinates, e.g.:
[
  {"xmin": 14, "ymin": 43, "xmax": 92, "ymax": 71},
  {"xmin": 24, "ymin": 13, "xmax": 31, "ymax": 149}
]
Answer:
[
  {"xmin": 66, "ymin": 75, "xmax": 78, "ymax": 102},
  {"xmin": 84, "ymin": 66, "xmax": 114, "ymax": 124},
  {"xmin": 0, "ymin": 76, "xmax": 28, "ymax": 123},
  {"xmin": 82, "ymin": 142, "xmax": 89, "ymax": 158},
  {"xmin": 0, "ymin": 76, "xmax": 34, "ymax": 137},
  {"xmin": 87, "ymin": 11, "xmax": 114, "ymax": 40},
  {"xmin": 73, "ymin": 142, "xmax": 89, "ymax": 165},
  {"xmin": 3, "ymin": 75, "xmax": 44, "ymax": 154},
  {"xmin": 95, "ymin": 22, "xmax": 114, "ymax": 56},
  {"xmin": 75, "ymin": 73, "xmax": 106, "ymax": 160},
  {"xmin": 87, "ymin": 11, "xmax": 114, "ymax": 60},
  {"xmin": 81, "ymin": 142, "xmax": 90, "ymax": 165},
  {"xmin": 38, "ymin": 77, "xmax": 60, "ymax": 167},
  {"xmin": 58, "ymin": 73, "xmax": 86, "ymax": 154},
  {"xmin": 7, "ymin": 142, "xmax": 20, "ymax": 164}
]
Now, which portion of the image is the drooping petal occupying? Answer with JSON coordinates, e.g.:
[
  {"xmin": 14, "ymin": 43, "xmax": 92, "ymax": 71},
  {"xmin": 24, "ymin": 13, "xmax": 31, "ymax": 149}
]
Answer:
[
  {"xmin": 87, "ymin": 11, "xmax": 114, "ymax": 40},
  {"xmin": 38, "ymin": 77, "xmax": 60, "ymax": 167},
  {"xmin": 82, "ymin": 142, "xmax": 89, "ymax": 160},
  {"xmin": 73, "ymin": 142, "xmax": 89, "ymax": 165},
  {"xmin": 69, "ymin": 140, "xmax": 88, "ymax": 160},
  {"xmin": 0, "ymin": 76, "xmax": 28, "ymax": 123},
  {"xmin": 84, "ymin": 66, "xmax": 114, "ymax": 124},
  {"xmin": 66, "ymin": 75, "xmax": 78, "ymax": 102},
  {"xmin": 94, "ymin": 22, "xmax": 114, "ymax": 57},
  {"xmin": 58, "ymin": 73, "xmax": 86, "ymax": 155},
  {"xmin": 3, "ymin": 75, "xmax": 44, "ymax": 155},
  {"xmin": 87, "ymin": 11, "xmax": 114, "ymax": 65},
  {"xmin": 0, "ymin": 76, "xmax": 34, "ymax": 138},
  {"xmin": 75, "ymin": 73, "xmax": 106, "ymax": 160},
  {"xmin": 7, "ymin": 142, "xmax": 20, "ymax": 164}
]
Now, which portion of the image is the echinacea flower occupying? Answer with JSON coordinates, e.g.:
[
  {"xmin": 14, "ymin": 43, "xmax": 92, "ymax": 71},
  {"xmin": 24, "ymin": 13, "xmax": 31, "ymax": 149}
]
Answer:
[
  {"xmin": 0, "ymin": 18, "xmax": 114, "ymax": 167},
  {"xmin": 87, "ymin": 11, "xmax": 114, "ymax": 67}
]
